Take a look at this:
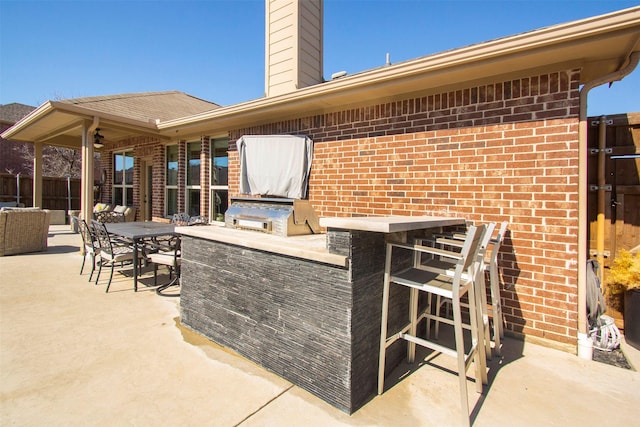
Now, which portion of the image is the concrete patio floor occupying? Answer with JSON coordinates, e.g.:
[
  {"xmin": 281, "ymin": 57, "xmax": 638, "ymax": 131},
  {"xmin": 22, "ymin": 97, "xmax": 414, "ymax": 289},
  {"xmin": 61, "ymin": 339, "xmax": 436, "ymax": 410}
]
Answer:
[{"xmin": 2, "ymin": 225, "xmax": 640, "ymax": 426}]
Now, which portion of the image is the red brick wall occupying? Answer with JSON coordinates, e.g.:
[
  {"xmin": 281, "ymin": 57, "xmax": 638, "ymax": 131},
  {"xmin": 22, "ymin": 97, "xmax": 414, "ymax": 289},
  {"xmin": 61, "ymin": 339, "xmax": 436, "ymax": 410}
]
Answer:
[
  {"xmin": 101, "ymin": 153, "xmax": 112, "ymax": 205},
  {"xmin": 149, "ymin": 143, "xmax": 164, "ymax": 219},
  {"xmin": 200, "ymin": 136, "xmax": 210, "ymax": 217},
  {"xmin": 229, "ymin": 69, "xmax": 582, "ymax": 345},
  {"xmin": 107, "ymin": 69, "xmax": 581, "ymax": 346},
  {"xmin": 177, "ymin": 140, "xmax": 186, "ymax": 213}
]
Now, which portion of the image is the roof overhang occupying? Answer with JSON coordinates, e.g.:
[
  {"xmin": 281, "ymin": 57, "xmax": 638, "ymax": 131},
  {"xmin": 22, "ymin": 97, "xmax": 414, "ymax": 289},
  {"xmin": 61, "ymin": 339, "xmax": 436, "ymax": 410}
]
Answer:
[
  {"xmin": 1, "ymin": 100, "xmax": 165, "ymax": 148},
  {"xmin": 159, "ymin": 6, "xmax": 640, "ymax": 139}
]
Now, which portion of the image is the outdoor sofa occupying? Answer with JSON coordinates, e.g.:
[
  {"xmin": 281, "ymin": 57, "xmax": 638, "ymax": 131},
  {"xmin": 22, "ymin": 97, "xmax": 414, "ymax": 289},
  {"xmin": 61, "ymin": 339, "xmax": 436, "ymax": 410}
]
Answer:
[
  {"xmin": 0, "ymin": 208, "xmax": 51, "ymax": 256},
  {"xmin": 93, "ymin": 203, "xmax": 136, "ymax": 222}
]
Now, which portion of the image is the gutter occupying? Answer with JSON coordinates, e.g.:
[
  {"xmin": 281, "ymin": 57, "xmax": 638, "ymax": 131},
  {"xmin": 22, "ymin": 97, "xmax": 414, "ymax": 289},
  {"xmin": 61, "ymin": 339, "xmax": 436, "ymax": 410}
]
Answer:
[{"xmin": 577, "ymin": 50, "xmax": 640, "ymax": 358}]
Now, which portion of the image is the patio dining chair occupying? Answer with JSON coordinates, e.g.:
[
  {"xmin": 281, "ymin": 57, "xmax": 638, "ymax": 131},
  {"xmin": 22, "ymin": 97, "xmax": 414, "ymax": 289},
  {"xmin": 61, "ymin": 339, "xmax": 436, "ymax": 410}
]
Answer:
[
  {"xmin": 91, "ymin": 220, "xmax": 135, "ymax": 293},
  {"xmin": 147, "ymin": 236, "xmax": 181, "ymax": 297},
  {"xmin": 77, "ymin": 217, "xmax": 100, "ymax": 282},
  {"xmin": 378, "ymin": 224, "xmax": 487, "ymax": 427},
  {"xmin": 94, "ymin": 210, "xmax": 125, "ymax": 223},
  {"xmin": 171, "ymin": 212, "xmax": 191, "ymax": 226},
  {"xmin": 188, "ymin": 215, "xmax": 209, "ymax": 226}
]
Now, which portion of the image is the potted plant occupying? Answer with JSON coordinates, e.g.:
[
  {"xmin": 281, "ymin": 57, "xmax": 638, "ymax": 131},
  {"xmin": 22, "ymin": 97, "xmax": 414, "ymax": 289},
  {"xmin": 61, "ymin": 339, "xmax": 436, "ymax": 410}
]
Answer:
[{"xmin": 605, "ymin": 250, "xmax": 640, "ymax": 350}]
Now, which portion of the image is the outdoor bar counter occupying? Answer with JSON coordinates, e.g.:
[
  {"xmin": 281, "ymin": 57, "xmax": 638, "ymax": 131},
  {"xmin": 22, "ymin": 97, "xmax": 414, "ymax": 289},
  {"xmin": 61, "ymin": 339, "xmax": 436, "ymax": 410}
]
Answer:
[{"xmin": 177, "ymin": 215, "xmax": 464, "ymax": 414}]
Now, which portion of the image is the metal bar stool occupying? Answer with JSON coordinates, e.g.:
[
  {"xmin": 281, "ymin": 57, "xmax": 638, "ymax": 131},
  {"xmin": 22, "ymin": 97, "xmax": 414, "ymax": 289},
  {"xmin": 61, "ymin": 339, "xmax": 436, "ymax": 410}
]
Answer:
[
  {"xmin": 378, "ymin": 224, "xmax": 487, "ymax": 427},
  {"xmin": 434, "ymin": 221, "xmax": 508, "ymax": 356},
  {"xmin": 429, "ymin": 222, "xmax": 496, "ymax": 360}
]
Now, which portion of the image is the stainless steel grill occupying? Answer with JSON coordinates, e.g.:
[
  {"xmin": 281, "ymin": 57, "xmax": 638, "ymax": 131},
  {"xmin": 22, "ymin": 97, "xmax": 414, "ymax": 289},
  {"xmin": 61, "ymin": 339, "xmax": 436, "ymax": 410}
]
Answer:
[{"xmin": 225, "ymin": 197, "xmax": 320, "ymax": 236}]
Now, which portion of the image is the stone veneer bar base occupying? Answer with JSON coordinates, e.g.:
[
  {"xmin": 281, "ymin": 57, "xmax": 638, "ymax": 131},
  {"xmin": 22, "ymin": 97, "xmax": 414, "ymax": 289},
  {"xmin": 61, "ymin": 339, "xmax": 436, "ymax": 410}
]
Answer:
[{"xmin": 179, "ymin": 229, "xmax": 412, "ymax": 414}]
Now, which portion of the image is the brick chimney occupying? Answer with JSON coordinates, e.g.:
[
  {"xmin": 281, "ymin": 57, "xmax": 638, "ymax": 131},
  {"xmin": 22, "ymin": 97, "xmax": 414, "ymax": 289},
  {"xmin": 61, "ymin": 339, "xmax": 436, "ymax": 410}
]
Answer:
[{"xmin": 265, "ymin": 0, "xmax": 323, "ymax": 97}]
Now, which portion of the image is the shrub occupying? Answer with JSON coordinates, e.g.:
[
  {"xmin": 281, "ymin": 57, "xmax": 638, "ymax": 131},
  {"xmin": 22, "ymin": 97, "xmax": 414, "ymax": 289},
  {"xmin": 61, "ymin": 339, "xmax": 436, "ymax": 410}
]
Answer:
[{"xmin": 606, "ymin": 250, "xmax": 640, "ymax": 297}]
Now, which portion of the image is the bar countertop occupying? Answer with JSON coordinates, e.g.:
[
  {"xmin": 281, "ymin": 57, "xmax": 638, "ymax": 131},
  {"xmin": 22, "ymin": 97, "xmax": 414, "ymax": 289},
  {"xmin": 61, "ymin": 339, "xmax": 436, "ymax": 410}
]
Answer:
[
  {"xmin": 319, "ymin": 215, "xmax": 465, "ymax": 233},
  {"xmin": 176, "ymin": 225, "xmax": 348, "ymax": 267}
]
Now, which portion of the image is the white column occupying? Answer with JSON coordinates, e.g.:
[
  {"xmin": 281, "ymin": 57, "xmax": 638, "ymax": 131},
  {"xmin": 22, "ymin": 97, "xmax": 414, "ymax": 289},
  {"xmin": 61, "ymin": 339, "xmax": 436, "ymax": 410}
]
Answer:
[
  {"xmin": 32, "ymin": 141, "xmax": 43, "ymax": 208},
  {"xmin": 81, "ymin": 120, "xmax": 96, "ymax": 222}
]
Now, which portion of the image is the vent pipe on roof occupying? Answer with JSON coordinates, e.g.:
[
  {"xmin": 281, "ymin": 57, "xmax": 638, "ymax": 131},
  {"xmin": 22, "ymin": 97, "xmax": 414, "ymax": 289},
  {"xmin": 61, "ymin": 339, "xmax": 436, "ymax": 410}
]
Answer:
[
  {"xmin": 331, "ymin": 71, "xmax": 347, "ymax": 80},
  {"xmin": 576, "ymin": 50, "xmax": 640, "ymax": 358}
]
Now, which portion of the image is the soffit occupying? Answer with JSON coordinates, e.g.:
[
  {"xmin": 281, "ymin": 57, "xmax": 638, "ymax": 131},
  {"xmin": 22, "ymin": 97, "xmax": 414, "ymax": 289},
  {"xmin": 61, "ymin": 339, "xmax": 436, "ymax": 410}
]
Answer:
[{"xmin": 2, "ymin": 102, "xmax": 162, "ymax": 149}]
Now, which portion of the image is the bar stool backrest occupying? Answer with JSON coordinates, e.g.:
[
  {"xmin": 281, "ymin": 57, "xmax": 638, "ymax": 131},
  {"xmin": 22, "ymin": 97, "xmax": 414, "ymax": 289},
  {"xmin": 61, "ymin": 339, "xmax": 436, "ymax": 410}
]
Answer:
[
  {"xmin": 458, "ymin": 224, "xmax": 487, "ymax": 281},
  {"xmin": 489, "ymin": 221, "xmax": 509, "ymax": 265}
]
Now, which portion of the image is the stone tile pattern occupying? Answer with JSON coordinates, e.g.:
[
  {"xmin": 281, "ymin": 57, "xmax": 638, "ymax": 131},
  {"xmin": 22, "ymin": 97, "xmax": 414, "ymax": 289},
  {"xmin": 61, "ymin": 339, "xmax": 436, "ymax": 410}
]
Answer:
[{"xmin": 180, "ymin": 229, "xmax": 412, "ymax": 414}]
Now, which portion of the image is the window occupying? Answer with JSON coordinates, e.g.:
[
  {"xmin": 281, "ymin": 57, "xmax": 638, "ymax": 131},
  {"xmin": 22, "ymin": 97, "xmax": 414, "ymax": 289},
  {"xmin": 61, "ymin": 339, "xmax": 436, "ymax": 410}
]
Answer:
[
  {"xmin": 113, "ymin": 151, "xmax": 134, "ymax": 206},
  {"xmin": 165, "ymin": 145, "xmax": 178, "ymax": 216},
  {"xmin": 186, "ymin": 141, "xmax": 201, "ymax": 216},
  {"xmin": 210, "ymin": 138, "xmax": 229, "ymax": 222}
]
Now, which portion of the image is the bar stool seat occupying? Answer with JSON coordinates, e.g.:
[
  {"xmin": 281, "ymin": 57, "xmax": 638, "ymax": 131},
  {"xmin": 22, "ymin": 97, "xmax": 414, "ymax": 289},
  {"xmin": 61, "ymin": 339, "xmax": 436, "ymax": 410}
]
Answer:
[{"xmin": 378, "ymin": 224, "xmax": 487, "ymax": 427}]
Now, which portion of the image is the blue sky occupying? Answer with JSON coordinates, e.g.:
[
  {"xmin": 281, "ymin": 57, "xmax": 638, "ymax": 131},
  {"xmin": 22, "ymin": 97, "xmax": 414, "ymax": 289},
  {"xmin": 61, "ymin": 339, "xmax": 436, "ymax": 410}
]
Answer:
[{"xmin": 1, "ymin": 0, "xmax": 638, "ymax": 116}]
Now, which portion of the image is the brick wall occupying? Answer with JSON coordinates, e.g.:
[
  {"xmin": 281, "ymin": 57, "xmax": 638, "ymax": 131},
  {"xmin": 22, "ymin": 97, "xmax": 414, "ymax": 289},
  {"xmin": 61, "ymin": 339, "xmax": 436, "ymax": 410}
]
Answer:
[
  {"xmin": 105, "ymin": 68, "xmax": 581, "ymax": 346},
  {"xmin": 177, "ymin": 140, "xmax": 186, "ymax": 213},
  {"xmin": 106, "ymin": 137, "xmax": 213, "ymax": 219},
  {"xmin": 152, "ymin": 143, "xmax": 165, "ymax": 219},
  {"xmin": 200, "ymin": 135, "xmax": 210, "ymax": 217},
  {"xmin": 229, "ymin": 69, "xmax": 582, "ymax": 346},
  {"xmin": 101, "ymin": 153, "xmax": 112, "ymax": 205}
]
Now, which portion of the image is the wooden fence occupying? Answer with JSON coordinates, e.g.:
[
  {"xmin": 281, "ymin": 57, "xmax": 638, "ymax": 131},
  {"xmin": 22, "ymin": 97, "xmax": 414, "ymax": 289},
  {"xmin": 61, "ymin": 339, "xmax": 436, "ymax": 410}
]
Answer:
[
  {"xmin": 587, "ymin": 112, "xmax": 640, "ymax": 261},
  {"xmin": 0, "ymin": 173, "xmax": 82, "ymax": 211},
  {"xmin": 587, "ymin": 112, "xmax": 640, "ymax": 328}
]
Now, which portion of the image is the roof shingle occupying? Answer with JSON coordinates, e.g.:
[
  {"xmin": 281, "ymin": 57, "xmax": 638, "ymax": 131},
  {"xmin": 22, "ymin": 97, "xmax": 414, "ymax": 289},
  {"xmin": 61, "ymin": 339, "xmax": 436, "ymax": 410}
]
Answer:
[
  {"xmin": 58, "ymin": 91, "xmax": 220, "ymax": 123},
  {"xmin": 0, "ymin": 103, "xmax": 37, "ymax": 124}
]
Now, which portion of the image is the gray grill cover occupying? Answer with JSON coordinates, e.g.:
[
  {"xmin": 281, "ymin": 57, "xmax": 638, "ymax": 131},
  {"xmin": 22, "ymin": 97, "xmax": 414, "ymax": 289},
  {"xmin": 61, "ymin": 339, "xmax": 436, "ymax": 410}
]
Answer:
[{"xmin": 237, "ymin": 135, "xmax": 313, "ymax": 199}]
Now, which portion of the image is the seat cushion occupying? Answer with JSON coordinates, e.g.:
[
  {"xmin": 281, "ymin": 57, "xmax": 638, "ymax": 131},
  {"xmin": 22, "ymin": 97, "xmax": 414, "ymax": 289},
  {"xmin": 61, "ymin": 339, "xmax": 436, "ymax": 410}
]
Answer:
[
  {"xmin": 148, "ymin": 251, "xmax": 179, "ymax": 267},
  {"xmin": 94, "ymin": 203, "xmax": 112, "ymax": 213}
]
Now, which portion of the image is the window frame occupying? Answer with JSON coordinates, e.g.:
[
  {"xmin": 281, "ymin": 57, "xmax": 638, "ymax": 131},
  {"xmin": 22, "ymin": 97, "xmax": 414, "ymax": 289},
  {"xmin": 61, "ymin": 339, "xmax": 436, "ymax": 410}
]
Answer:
[
  {"xmin": 210, "ymin": 137, "xmax": 229, "ymax": 222},
  {"xmin": 165, "ymin": 144, "xmax": 179, "ymax": 217},
  {"xmin": 112, "ymin": 150, "xmax": 134, "ymax": 207},
  {"xmin": 186, "ymin": 141, "xmax": 201, "ymax": 217}
]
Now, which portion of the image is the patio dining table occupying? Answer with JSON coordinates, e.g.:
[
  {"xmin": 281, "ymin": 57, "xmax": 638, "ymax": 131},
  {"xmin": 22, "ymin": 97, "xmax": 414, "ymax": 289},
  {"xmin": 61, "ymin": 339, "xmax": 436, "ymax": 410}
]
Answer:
[{"xmin": 105, "ymin": 221, "xmax": 176, "ymax": 291}]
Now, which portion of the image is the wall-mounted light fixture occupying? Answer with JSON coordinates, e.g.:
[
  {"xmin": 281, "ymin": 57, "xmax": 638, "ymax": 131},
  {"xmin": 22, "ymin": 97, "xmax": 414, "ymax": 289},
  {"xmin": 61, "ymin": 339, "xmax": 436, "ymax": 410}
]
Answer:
[{"xmin": 93, "ymin": 128, "xmax": 105, "ymax": 149}]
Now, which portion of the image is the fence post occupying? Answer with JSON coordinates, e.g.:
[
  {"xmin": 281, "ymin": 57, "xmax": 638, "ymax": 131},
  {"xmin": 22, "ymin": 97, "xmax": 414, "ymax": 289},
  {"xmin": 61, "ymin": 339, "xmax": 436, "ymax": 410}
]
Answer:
[
  {"xmin": 16, "ymin": 173, "xmax": 20, "ymax": 205},
  {"xmin": 67, "ymin": 175, "xmax": 72, "ymax": 213}
]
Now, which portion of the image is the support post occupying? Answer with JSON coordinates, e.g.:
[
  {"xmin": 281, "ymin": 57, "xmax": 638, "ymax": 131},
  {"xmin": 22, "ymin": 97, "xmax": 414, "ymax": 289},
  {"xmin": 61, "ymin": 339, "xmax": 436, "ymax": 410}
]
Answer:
[
  {"xmin": 81, "ymin": 119, "xmax": 98, "ymax": 222},
  {"xmin": 33, "ymin": 141, "xmax": 43, "ymax": 208}
]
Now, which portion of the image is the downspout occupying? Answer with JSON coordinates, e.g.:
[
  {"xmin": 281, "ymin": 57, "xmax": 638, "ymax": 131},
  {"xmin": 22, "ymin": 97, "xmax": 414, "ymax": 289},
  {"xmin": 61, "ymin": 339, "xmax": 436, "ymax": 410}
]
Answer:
[{"xmin": 577, "ymin": 51, "xmax": 640, "ymax": 358}]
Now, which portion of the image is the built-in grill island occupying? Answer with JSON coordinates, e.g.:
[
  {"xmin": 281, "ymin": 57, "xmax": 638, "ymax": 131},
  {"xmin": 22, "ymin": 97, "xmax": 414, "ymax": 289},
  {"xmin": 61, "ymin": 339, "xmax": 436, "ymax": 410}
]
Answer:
[
  {"xmin": 178, "ymin": 199, "xmax": 465, "ymax": 413},
  {"xmin": 224, "ymin": 196, "xmax": 320, "ymax": 236}
]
